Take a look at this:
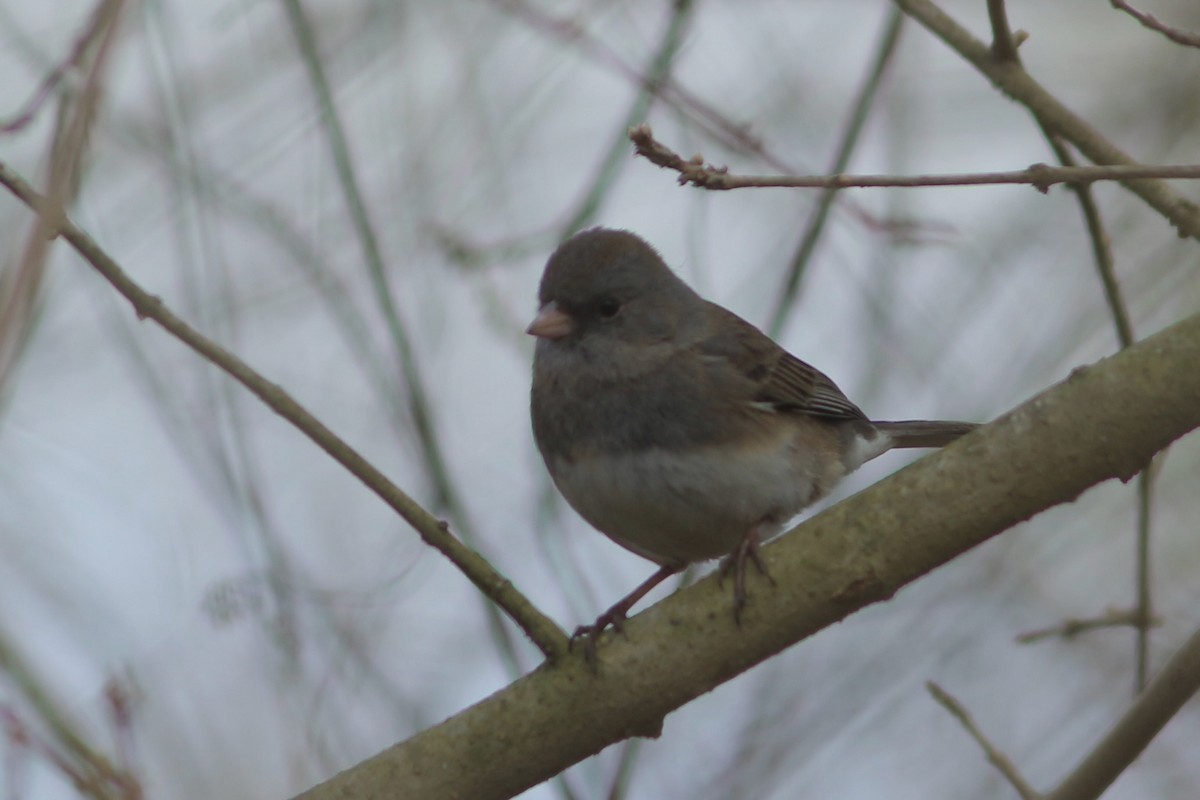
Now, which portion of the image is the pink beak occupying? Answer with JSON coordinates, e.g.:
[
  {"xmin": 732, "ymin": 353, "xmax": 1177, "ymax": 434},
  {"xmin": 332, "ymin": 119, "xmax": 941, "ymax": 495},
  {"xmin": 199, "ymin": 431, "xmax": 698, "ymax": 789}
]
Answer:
[{"xmin": 525, "ymin": 302, "xmax": 574, "ymax": 339}]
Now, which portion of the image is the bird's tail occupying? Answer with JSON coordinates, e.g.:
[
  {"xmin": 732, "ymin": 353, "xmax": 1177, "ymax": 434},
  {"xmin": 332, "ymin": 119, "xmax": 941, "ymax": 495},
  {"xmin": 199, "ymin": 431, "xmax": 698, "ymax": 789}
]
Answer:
[{"xmin": 872, "ymin": 420, "xmax": 979, "ymax": 449}]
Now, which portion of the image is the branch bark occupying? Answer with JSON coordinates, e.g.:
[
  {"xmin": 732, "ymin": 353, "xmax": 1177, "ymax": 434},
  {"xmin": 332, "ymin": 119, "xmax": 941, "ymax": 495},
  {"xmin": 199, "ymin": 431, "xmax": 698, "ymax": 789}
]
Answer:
[{"xmin": 295, "ymin": 312, "xmax": 1200, "ymax": 800}]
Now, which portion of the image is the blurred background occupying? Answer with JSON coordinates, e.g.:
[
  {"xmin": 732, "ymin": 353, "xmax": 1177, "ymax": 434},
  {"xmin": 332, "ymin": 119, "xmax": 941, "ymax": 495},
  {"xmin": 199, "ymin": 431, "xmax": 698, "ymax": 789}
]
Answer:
[{"xmin": 0, "ymin": 0, "xmax": 1198, "ymax": 798}]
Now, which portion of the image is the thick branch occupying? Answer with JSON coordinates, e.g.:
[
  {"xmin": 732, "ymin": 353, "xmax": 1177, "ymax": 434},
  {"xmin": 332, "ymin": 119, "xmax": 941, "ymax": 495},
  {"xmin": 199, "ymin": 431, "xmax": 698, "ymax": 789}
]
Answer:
[{"xmin": 296, "ymin": 312, "xmax": 1200, "ymax": 800}]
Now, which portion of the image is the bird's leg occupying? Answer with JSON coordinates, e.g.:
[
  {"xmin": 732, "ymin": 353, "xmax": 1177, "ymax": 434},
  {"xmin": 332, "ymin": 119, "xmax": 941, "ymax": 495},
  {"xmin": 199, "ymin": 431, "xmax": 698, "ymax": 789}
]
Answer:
[
  {"xmin": 719, "ymin": 524, "xmax": 775, "ymax": 624},
  {"xmin": 572, "ymin": 563, "xmax": 681, "ymax": 663}
]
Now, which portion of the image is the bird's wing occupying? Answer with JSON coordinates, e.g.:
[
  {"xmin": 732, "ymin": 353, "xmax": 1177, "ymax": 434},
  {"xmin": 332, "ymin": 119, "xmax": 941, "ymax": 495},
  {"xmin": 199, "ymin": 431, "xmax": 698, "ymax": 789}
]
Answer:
[{"xmin": 695, "ymin": 303, "xmax": 868, "ymax": 421}]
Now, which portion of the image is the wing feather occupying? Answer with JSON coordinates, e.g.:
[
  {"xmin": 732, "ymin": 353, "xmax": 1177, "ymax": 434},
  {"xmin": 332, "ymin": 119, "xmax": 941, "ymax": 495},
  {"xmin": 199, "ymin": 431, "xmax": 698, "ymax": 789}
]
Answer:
[{"xmin": 696, "ymin": 304, "xmax": 867, "ymax": 421}]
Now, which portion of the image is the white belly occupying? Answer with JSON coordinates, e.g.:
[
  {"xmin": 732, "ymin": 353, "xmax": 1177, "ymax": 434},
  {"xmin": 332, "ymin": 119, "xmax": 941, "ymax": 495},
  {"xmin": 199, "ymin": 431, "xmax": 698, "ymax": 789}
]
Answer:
[{"xmin": 549, "ymin": 437, "xmax": 841, "ymax": 565}]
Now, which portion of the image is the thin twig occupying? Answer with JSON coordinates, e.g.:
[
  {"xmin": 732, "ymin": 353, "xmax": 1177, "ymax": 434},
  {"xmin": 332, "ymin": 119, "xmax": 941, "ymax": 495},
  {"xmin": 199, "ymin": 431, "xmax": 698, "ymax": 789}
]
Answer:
[
  {"xmin": 1015, "ymin": 608, "xmax": 1161, "ymax": 644},
  {"xmin": 0, "ymin": 160, "xmax": 568, "ymax": 661},
  {"xmin": 926, "ymin": 682, "xmax": 1041, "ymax": 800},
  {"xmin": 1110, "ymin": 0, "xmax": 1200, "ymax": 49},
  {"xmin": 630, "ymin": 125, "xmax": 1200, "ymax": 191},
  {"xmin": 766, "ymin": 8, "xmax": 905, "ymax": 338},
  {"xmin": 1047, "ymin": 625, "xmax": 1200, "ymax": 800}
]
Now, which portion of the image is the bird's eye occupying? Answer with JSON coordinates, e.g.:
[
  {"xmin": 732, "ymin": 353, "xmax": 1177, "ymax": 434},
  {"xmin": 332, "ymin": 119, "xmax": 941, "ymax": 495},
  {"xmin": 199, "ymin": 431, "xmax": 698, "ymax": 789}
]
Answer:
[{"xmin": 596, "ymin": 297, "xmax": 621, "ymax": 319}]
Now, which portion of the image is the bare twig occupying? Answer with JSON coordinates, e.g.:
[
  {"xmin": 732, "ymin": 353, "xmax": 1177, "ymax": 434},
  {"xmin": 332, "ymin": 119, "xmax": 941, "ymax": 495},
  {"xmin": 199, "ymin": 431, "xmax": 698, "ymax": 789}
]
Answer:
[
  {"xmin": 927, "ymin": 682, "xmax": 1041, "ymax": 800},
  {"xmin": 1110, "ymin": 0, "xmax": 1200, "ymax": 49},
  {"xmin": 1015, "ymin": 608, "xmax": 1162, "ymax": 644},
  {"xmin": 1047, "ymin": 625, "xmax": 1200, "ymax": 800},
  {"xmin": 630, "ymin": 125, "xmax": 1200, "ymax": 191},
  {"xmin": 0, "ymin": 160, "xmax": 568, "ymax": 662}
]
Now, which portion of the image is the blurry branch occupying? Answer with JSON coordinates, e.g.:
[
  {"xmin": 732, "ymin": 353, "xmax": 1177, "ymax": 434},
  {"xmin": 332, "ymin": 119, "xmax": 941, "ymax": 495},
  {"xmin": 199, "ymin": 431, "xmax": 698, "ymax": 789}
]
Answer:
[
  {"xmin": 140, "ymin": 4, "xmax": 309, "ymax": 665},
  {"xmin": 0, "ymin": 161, "xmax": 568, "ymax": 662},
  {"xmin": 890, "ymin": 0, "xmax": 1200, "ymax": 240},
  {"xmin": 604, "ymin": 739, "xmax": 642, "ymax": 800},
  {"xmin": 493, "ymin": 0, "xmax": 783, "ymax": 168},
  {"xmin": 493, "ymin": 0, "xmax": 900, "ymax": 234},
  {"xmin": 0, "ymin": 0, "xmax": 117, "ymax": 132},
  {"xmin": 294, "ymin": 313, "xmax": 1200, "ymax": 800},
  {"xmin": 561, "ymin": 0, "xmax": 694, "ymax": 235},
  {"xmin": 1110, "ymin": 0, "xmax": 1200, "ymax": 49},
  {"xmin": 631, "ymin": 125, "xmax": 1200, "ymax": 192},
  {"xmin": 1047, "ymin": 625, "xmax": 1200, "ymax": 800},
  {"xmin": 926, "ymin": 682, "xmax": 1039, "ymax": 800},
  {"xmin": 0, "ymin": 0, "xmax": 123, "ymax": 397},
  {"xmin": 280, "ymin": 0, "xmax": 531, "ymax": 672},
  {"xmin": 934, "ymin": 622, "xmax": 1200, "ymax": 800},
  {"xmin": 109, "ymin": 112, "xmax": 477, "ymax": 716},
  {"xmin": 0, "ymin": 632, "xmax": 140, "ymax": 800},
  {"xmin": 280, "ymin": 0, "xmax": 454, "ymax": 515},
  {"xmin": 766, "ymin": 7, "xmax": 905, "ymax": 338},
  {"xmin": 1015, "ymin": 608, "xmax": 1161, "ymax": 645}
]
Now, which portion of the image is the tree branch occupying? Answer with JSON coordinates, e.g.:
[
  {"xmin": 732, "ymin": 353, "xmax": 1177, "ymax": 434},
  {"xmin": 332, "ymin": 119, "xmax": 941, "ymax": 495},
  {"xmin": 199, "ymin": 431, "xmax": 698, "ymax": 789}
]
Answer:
[
  {"xmin": 294, "ymin": 312, "xmax": 1200, "ymax": 800},
  {"xmin": 629, "ymin": 125, "xmax": 1200, "ymax": 192}
]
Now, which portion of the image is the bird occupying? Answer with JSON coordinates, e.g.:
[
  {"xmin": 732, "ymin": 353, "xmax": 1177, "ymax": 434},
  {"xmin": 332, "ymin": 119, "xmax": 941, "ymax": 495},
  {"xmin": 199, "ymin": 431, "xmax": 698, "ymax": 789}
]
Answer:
[{"xmin": 527, "ymin": 227, "xmax": 977, "ymax": 652}]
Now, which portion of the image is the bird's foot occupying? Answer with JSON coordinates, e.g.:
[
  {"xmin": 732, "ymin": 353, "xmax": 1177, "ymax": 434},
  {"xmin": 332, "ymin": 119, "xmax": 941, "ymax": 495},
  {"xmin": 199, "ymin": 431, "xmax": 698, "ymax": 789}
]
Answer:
[
  {"xmin": 569, "ymin": 564, "xmax": 681, "ymax": 667},
  {"xmin": 718, "ymin": 526, "xmax": 775, "ymax": 625}
]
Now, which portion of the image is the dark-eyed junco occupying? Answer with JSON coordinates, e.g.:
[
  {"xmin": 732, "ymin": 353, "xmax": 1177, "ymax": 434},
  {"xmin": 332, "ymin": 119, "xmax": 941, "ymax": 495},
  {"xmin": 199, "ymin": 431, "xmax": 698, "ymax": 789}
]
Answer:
[{"xmin": 528, "ymin": 228, "xmax": 977, "ymax": 648}]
